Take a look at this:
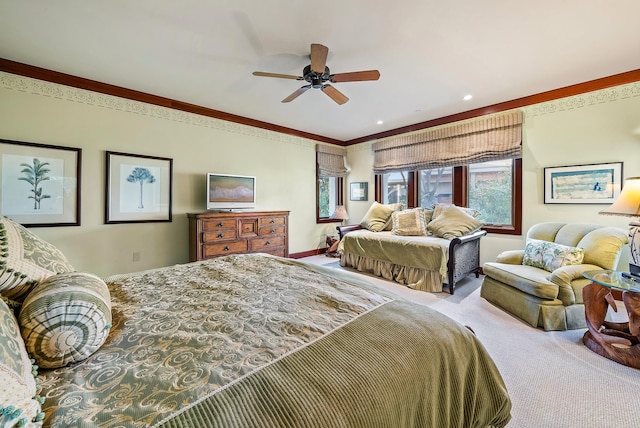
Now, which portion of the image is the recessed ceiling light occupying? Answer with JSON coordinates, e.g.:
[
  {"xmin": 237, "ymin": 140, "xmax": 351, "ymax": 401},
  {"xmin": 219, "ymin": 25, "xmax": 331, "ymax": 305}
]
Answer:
[
  {"xmin": 377, "ymin": 120, "xmax": 383, "ymax": 125},
  {"xmin": 463, "ymin": 94, "xmax": 473, "ymax": 101}
]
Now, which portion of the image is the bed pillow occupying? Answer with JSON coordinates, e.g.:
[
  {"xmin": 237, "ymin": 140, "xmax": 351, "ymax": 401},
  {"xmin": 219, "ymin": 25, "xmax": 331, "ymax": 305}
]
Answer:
[
  {"xmin": 0, "ymin": 216, "xmax": 75, "ymax": 305},
  {"xmin": 360, "ymin": 202, "xmax": 403, "ymax": 232},
  {"xmin": 19, "ymin": 272, "xmax": 112, "ymax": 369},
  {"xmin": 427, "ymin": 204, "xmax": 483, "ymax": 239},
  {"xmin": 522, "ymin": 239, "xmax": 585, "ymax": 272},
  {"xmin": 392, "ymin": 208, "xmax": 427, "ymax": 236},
  {"xmin": 432, "ymin": 203, "xmax": 480, "ymax": 219},
  {"xmin": 0, "ymin": 297, "xmax": 45, "ymax": 427}
]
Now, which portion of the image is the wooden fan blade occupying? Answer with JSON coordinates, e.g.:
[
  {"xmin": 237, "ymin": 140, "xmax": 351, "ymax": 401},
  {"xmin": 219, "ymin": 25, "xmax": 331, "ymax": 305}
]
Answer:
[
  {"xmin": 253, "ymin": 71, "xmax": 302, "ymax": 80},
  {"xmin": 321, "ymin": 84, "xmax": 349, "ymax": 105},
  {"xmin": 330, "ymin": 70, "xmax": 381, "ymax": 83},
  {"xmin": 310, "ymin": 44, "xmax": 329, "ymax": 73},
  {"xmin": 282, "ymin": 85, "xmax": 311, "ymax": 103}
]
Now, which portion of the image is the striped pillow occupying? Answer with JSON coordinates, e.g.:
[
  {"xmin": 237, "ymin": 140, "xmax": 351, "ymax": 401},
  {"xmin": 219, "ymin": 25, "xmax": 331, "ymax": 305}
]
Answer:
[
  {"xmin": 0, "ymin": 297, "xmax": 45, "ymax": 427},
  {"xmin": 18, "ymin": 272, "xmax": 112, "ymax": 369},
  {"xmin": 391, "ymin": 208, "xmax": 427, "ymax": 236},
  {"xmin": 0, "ymin": 216, "xmax": 75, "ymax": 306}
]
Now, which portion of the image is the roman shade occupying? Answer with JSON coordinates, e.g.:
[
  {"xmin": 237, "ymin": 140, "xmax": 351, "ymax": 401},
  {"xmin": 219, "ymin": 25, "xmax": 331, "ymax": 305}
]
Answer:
[
  {"xmin": 373, "ymin": 110, "xmax": 523, "ymax": 173},
  {"xmin": 316, "ymin": 144, "xmax": 348, "ymax": 177}
]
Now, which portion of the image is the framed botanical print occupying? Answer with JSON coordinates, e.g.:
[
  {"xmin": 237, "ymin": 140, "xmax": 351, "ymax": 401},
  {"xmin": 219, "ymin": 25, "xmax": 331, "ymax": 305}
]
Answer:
[
  {"xmin": 0, "ymin": 139, "xmax": 81, "ymax": 227},
  {"xmin": 106, "ymin": 151, "xmax": 173, "ymax": 223}
]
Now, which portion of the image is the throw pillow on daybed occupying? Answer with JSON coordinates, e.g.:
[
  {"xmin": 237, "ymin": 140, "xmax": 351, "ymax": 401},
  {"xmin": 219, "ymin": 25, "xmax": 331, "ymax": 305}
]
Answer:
[
  {"xmin": 522, "ymin": 239, "xmax": 585, "ymax": 272},
  {"xmin": 427, "ymin": 204, "xmax": 483, "ymax": 239},
  {"xmin": 391, "ymin": 207, "xmax": 427, "ymax": 236},
  {"xmin": 0, "ymin": 216, "xmax": 75, "ymax": 306},
  {"xmin": 0, "ymin": 297, "xmax": 45, "ymax": 428},
  {"xmin": 19, "ymin": 272, "xmax": 112, "ymax": 369},
  {"xmin": 360, "ymin": 202, "xmax": 403, "ymax": 232}
]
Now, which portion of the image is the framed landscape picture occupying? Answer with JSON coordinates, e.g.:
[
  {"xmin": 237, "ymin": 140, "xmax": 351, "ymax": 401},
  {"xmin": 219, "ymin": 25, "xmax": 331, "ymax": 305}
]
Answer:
[
  {"xmin": 350, "ymin": 182, "xmax": 368, "ymax": 201},
  {"xmin": 106, "ymin": 151, "xmax": 173, "ymax": 223},
  {"xmin": 0, "ymin": 139, "xmax": 81, "ymax": 227},
  {"xmin": 544, "ymin": 162, "xmax": 623, "ymax": 204}
]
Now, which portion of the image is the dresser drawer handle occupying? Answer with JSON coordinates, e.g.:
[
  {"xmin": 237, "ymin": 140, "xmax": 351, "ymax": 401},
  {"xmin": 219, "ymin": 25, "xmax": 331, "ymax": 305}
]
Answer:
[
  {"xmin": 269, "ymin": 219, "xmax": 275, "ymax": 224},
  {"xmin": 217, "ymin": 222, "xmax": 224, "ymax": 227},
  {"xmin": 265, "ymin": 240, "xmax": 271, "ymax": 246},
  {"xmin": 218, "ymin": 233, "xmax": 224, "ymax": 238},
  {"xmin": 224, "ymin": 246, "xmax": 230, "ymax": 251},
  {"xmin": 270, "ymin": 228, "xmax": 276, "ymax": 233}
]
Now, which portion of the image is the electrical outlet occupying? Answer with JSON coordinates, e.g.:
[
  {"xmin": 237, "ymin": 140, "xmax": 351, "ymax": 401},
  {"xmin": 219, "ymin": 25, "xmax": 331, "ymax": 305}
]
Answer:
[{"xmin": 132, "ymin": 252, "xmax": 141, "ymax": 262}]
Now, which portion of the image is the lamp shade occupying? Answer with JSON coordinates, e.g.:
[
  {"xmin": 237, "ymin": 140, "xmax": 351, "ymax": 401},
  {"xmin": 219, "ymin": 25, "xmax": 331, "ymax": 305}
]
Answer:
[
  {"xmin": 599, "ymin": 177, "xmax": 640, "ymax": 217},
  {"xmin": 331, "ymin": 205, "xmax": 350, "ymax": 221}
]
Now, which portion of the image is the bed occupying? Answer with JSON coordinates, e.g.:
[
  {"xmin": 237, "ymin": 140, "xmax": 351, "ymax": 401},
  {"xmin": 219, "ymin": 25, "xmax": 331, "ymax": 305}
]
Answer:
[
  {"xmin": 1, "ymin": 217, "xmax": 510, "ymax": 428},
  {"xmin": 337, "ymin": 203, "xmax": 487, "ymax": 294}
]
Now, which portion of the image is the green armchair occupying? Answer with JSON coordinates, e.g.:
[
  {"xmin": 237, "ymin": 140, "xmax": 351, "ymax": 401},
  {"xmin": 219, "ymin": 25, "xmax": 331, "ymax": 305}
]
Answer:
[{"xmin": 480, "ymin": 222, "xmax": 629, "ymax": 331}]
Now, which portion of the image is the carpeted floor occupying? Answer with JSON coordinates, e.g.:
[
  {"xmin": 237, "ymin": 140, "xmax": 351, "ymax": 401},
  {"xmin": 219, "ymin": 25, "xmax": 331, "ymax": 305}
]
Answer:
[{"xmin": 300, "ymin": 255, "xmax": 640, "ymax": 428}]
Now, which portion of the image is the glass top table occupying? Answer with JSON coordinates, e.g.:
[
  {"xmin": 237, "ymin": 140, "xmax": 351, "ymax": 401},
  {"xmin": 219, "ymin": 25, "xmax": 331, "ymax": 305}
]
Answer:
[{"xmin": 583, "ymin": 270, "xmax": 640, "ymax": 293}]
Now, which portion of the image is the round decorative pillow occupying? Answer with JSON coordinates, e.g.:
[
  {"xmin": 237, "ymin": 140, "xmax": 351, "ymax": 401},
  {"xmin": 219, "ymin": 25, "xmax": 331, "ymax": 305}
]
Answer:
[{"xmin": 19, "ymin": 272, "xmax": 112, "ymax": 369}]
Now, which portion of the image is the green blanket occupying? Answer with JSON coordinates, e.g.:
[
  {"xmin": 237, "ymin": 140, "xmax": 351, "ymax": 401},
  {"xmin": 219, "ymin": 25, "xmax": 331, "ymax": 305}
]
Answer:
[
  {"xmin": 341, "ymin": 230, "xmax": 449, "ymax": 276},
  {"xmin": 38, "ymin": 254, "xmax": 510, "ymax": 428}
]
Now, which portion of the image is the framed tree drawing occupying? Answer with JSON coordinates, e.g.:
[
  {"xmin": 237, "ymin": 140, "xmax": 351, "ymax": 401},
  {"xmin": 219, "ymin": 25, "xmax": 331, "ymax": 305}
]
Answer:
[
  {"xmin": 0, "ymin": 139, "xmax": 81, "ymax": 227},
  {"xmin": 105, "ymin": 151, "xmax": 173, "ymax": 223}
]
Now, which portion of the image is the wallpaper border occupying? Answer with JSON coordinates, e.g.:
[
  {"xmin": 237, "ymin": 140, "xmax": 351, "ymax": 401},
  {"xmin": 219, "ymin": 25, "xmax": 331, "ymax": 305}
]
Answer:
[{"xmin": 0, "ymin": 71, "xmax": 316, "ymax": 149}]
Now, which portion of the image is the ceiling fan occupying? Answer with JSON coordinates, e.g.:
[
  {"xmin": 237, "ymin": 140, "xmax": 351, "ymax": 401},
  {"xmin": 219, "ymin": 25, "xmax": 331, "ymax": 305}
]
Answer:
[{"xmin": 252, "ymin": 43, "xmax": 380, "ymax": 105}]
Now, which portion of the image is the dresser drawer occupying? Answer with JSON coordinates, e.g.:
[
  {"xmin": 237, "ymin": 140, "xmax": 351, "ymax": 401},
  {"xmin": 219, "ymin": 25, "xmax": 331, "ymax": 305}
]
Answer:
[
  {"xmin": 258, "ymin": 216, "xmax": 286, "ymax": 227},
  {"xmin": 202, "ymin": 229, "xmax": 237, "ymax": 242},
  {"xmin": 201, "ymin": 219, "xmax": 237, "ymax": 230},
  {"xmin": 250, "ymin": 236, "xmax": 285, "ymax": 252},
  {"xmin": 259, "ymin": 225, "xmax": 286, "ymax": 236},
  {"xmin": 260, "ymin": 248, "xmax": 287, "ymax": 258},
  {"xmin": 203, "ymin": 241, "xmax": 248, "ymax": 257}
]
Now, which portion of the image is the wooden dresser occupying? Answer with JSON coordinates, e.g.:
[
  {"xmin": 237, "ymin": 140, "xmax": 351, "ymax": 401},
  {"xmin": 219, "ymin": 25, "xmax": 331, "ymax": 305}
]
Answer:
[{"xmin": 188, "ymin": 211, "xmax": 289, "ymax": 262}]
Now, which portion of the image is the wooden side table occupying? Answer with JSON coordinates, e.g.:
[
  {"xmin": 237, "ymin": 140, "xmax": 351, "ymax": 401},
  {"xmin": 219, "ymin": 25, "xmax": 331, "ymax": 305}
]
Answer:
[{"xmin": 582, "ymin": 270, "xmax": 640, "ymax": 369}]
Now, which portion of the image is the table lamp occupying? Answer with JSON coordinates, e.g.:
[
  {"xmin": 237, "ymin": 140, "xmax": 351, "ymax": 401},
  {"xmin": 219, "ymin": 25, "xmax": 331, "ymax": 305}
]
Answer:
[
  {"xmin": 599, "ymin": 176, "xmax": 640, "ymax": 278},
  {"xmin": 331, "ymin": 205, "xmax": 350, "ymax": 225}
]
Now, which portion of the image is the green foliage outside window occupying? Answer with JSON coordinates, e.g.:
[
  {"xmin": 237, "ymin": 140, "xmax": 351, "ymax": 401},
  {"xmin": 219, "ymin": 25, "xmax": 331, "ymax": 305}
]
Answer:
[
  {"xmin": 469, "ymin": 169, "xmax": 512, "ymax": 225},
  {"xmin": 319, "ymin": 176, "xmax": 330, "ymax": 218}
]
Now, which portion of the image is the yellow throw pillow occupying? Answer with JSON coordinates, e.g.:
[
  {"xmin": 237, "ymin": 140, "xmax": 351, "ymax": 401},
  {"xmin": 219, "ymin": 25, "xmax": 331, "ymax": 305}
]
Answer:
[
  {"xmin": 360, "ymin": 202, "xmax": 402, "ymax": 232},
  {"xmin": 428, "ymin": 205, "xmax": 483, "ymax": 239}
]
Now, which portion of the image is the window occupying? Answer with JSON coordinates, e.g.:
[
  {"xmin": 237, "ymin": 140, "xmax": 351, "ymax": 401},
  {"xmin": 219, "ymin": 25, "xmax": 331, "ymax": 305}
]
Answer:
[
  {"xmin": 467, "ymin": 159, "xmax": 513, "ymax": 226},
  {"xmin": 375, "ymin": 159, "xmax": 521, "ymax": 235},
  {"xmin": 380, "ymin": 172, "xmax": 409, "ymax": 205},
  {"xmin": 315, "ymin": 144, "xmax": 347, "ymax": 223},
  {"xmin": 317, "ymin": 175, "xmax": 344, "ymax": 222},
  {"xmin": 419, "ymin": 167, "xmax": 453, "ymax": 207}
]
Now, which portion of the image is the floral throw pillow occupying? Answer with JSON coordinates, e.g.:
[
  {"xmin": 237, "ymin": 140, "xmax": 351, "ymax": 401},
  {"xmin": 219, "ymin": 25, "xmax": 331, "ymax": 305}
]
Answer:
[
  {"xmin": 522, "ymin": 239, "xmax": 585, "ymax": 272},
  {"xmin": 0, "ymin": 216, "xmax": 75, "ymax": 305}
]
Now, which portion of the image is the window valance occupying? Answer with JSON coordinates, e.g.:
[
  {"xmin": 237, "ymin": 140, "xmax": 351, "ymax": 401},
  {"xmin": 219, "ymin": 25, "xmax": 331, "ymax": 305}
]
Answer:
[
  {"xmin": 373, "ymin": 110, "xmax": 523, "ymax": 173},
  {"xmin": 316, "ymin": 144, "xmax": 348, "ymax": 177}
]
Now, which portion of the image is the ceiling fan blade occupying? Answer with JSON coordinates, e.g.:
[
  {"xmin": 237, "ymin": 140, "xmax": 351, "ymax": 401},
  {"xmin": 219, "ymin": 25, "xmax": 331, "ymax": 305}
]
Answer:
[
  {"xmin": 321, "ymin": 84, "xmax": 349, "ymax": 105},
  {"xmin": 253, "ymin": 71, "xmax": 302, "ymax": 80},
  {"xmin": 310, "ymin": 44, "xmax": 329, "ymax": 73},
  {"xmin": 330, "ymin": 70, "xmax": 381, "ymax": 83},
  {"xmin": 282, "ymin": 85, "xmax": 312, "ymax": 103}
]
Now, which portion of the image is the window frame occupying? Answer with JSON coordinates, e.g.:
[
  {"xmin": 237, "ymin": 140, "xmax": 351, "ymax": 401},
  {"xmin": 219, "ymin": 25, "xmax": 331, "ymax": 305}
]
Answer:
[
  {"xmin": 375, "ymin": 158, "xmax": 522, "ymax": 235},
  {"xmin": 316, "ymin": 170, "xmax": 345, "ymax": 224}
]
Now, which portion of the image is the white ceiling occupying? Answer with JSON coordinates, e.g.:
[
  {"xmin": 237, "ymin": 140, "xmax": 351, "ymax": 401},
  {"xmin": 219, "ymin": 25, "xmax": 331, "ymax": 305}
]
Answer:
[{"xmin": 2, "ymin": 0, "xmax": 640, "ymax": 142}]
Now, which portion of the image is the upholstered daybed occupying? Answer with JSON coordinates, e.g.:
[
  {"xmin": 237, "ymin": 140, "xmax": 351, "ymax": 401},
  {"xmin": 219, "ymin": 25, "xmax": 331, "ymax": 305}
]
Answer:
[{"xmin": 337, "ymin": 203, "xmax": 487, "ymax": 294}]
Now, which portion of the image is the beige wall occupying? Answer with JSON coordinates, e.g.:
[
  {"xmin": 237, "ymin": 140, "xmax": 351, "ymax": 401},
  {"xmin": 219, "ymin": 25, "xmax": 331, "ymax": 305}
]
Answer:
[
  {"xmin": 346, "ymin": 82, "xmax": 640, "ymax": 269},
  {"xmin": 2, "ymin": 72, "xmax": 639, "ymax": 276},
  {"xmin": 0, "ymin": 72, "xmax": 337, "ymax": 276}
]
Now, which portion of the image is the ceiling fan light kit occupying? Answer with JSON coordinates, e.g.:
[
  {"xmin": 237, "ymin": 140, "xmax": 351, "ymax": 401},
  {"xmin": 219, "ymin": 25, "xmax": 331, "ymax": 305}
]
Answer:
[{"xmin": 253, "ymin": 43, "xmax": 380, "ymax": 105}]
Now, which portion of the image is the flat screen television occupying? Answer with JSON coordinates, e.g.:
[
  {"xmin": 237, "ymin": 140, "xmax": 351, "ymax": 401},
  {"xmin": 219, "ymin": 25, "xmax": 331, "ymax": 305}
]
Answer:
[{"xmin": 206, "ymin": 173, "xmax": 256, "ymax": 210}]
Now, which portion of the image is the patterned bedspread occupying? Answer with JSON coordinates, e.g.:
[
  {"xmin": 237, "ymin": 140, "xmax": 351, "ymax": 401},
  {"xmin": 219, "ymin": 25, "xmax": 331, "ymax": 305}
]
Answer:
[{"xmin": 38, "ymin": 254, "xmax": 511, "ymax": 428}]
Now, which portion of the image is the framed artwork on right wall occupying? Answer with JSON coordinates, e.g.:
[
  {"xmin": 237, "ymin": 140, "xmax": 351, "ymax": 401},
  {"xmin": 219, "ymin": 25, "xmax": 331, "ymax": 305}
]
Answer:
[{"xmin": 544, "ymin": 162, "xmax": 623, "ymax": 204}]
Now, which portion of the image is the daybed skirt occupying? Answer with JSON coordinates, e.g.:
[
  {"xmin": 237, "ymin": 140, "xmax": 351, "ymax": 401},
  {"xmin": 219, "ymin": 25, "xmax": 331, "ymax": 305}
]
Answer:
[{"xmin": 340, "ymin": 251, "xmax": 444, "ymax": 292}]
